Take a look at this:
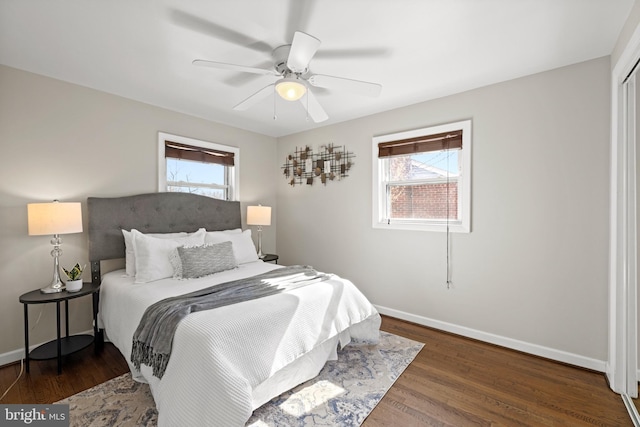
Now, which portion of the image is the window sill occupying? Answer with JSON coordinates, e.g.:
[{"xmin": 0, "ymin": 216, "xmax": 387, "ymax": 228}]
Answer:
[{"xmin": 372, "ymin": 220, "xmax": 470, "ymax": 233}]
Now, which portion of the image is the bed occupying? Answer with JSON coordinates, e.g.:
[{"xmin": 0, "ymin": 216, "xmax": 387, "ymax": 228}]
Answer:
[{"xmin": 87, "ymin": 192, "xmax": 381, "ymax": 426}]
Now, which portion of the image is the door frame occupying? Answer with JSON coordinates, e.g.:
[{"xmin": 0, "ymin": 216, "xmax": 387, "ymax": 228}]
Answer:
[{"xmin": 609, "ymin": 23, "xmax": 640, "ymax": 397}]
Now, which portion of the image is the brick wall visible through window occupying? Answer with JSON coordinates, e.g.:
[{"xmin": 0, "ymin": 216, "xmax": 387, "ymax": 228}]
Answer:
[{"xmin": 390, "ymin": 182, "xmax": 458, "ymax": 219}]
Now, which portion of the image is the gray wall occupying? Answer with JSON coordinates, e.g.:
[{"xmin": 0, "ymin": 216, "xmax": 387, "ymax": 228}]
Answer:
[
  {"xmin": 0, "ymin": 65, "xmax": 278, "ymax": 360},
  {"xmin": 0, "ymin": 56, "xmax": 612, "ymax": 370},
  {"xmin": 277, "ymin": 57, "xmax": 611, "ymax": 368}
]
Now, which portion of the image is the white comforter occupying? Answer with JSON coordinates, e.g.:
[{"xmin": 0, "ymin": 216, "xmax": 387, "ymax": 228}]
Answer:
[{"xmin": 98, "ymin": 261, "xmax": 380, "ymax": 426}]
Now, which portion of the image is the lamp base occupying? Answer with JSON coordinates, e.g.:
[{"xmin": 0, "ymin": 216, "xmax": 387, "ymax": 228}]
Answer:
[
  {"xmin": 40, "ymin": 281, "xmax": 65, "ymax": 294},
  {"xmin": 256, "ymin": 226, "xmax": 265, "ymax": 259},
  {"xmin": 41, "ymin": 235, "xmax": 65, "ymax": 293}
]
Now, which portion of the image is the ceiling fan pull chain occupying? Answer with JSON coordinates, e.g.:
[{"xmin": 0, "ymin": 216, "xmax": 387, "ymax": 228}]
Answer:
[{"xmin": 273, "ymin": 86, "xmax": 277, "ymax": 120}]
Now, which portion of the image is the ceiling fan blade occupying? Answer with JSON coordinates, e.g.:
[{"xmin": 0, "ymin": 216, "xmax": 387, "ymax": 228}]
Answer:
[
  {"xmin": 287, "ymin": 31, "xmax": 321, "ymax": 73},
  {"xmin": 193, "ymin": 59, "xmax": 276, "ymax": 76},
  {"xmin": 233, "ymin": 84, "xmax": 275, "ymax": 111},
  {"xmin": 170, "ymin": 10, "xmax": 272, "ymax": 54},
  {"xmin": 285, "ymin": 0, "xmax": 316, "ymax": 41},
  {"xmin": 315, "ymin": 47, "xmax": 390, "ymax": 60},
  {"xmin": 308, "ymin": 74, "xmax": 382, "ymax": 97},
  {"xmin": 224, "ymin": 60, "xmax": 275, "ymax": 87},
  {"xmin": 299, "ymin": 90, "xmax": 328, "ymax": 123}
]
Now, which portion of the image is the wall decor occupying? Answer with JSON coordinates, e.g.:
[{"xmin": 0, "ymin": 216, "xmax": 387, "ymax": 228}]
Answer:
[{"xmin": 282, "ymin": 144, "xmax": 355, "ymax": 186}]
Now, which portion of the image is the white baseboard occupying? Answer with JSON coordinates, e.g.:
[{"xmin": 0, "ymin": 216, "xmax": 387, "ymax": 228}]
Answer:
[
  {"xmin": 0, "ymin": 329, "xmax": 95, "ymax": 368},
  {"xmin": 0, "ymin": 348, "xmax": 26, "ymax": 369},
  {"xmin": 376, "ymin": 305, "xmax": 607, "ymax": 372}
]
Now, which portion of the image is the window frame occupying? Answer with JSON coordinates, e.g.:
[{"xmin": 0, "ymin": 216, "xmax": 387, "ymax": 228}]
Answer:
[
  {"xmin": 372, "ymin": 120, "xmax": 471, "ymax": 233},
  {"xmin": 158, "ymin": 132, "xmax": 240, "ymax": 201}
]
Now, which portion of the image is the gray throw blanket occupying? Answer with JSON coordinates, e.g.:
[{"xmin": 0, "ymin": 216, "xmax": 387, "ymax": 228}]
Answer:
[{"xmin": 131, "ymin": 265, "xmax": 329, "ymax": 379}]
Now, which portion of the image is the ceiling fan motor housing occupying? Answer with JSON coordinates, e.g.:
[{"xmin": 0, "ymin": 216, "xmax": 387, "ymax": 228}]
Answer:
[{"xmin": 273, "ymin": 44, "xmax": 303, "ymax": 75}]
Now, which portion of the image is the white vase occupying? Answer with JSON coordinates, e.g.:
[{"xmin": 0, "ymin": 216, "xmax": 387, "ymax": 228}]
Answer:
[{"xmin": 65, "ymin": 279, "xmax": 83, "ymax": 292}]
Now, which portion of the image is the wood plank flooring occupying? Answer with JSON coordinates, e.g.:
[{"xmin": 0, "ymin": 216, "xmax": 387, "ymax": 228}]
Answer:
[
  {"xmin": 368, "ymin": 317, "xmax": 630, "ymax": 426},
  {"xmin": 0, "ymin": 315, "xmax": 631, "ymax": 426}
]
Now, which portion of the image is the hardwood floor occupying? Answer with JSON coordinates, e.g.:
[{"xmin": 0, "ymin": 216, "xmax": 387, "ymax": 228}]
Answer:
[
  {"xmin": 368, "ymin": 317, "xmax": 630, "ymax": 426},
  {"xmin": 0, "ymin": 342, "xmax": 128, "ymax": 405},
  {"xmin": 0, "ymin": 315, "xmax": 631, "ymax": 426}
]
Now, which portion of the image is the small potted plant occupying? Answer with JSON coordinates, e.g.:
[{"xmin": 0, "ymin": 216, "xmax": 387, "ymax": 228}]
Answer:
[{"xmin": 61, "ymin": 263, "xmax": 85, "ymax": 292}]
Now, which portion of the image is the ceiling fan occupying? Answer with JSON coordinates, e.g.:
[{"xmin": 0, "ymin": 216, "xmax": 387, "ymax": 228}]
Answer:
[{"xmin": 193, "ymin": 31, "xmax": 382, "ymax": 123}]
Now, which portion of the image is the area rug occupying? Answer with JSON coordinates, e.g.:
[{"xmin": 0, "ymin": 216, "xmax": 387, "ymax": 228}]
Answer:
[{"xmin": 57, "ymin": 331, "xmax": 423, "ymax": 427}]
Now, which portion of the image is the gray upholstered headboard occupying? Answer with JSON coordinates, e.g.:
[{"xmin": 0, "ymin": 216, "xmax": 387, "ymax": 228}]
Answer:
[{"xmin": 87, "ymin": 192, "xmax": 241, "ymax": 283}]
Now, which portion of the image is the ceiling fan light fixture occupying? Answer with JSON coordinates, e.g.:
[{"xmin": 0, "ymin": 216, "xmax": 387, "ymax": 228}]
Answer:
[{"xmin": 275, "ymin": 77, "xmax": 307, "ymax": 101}]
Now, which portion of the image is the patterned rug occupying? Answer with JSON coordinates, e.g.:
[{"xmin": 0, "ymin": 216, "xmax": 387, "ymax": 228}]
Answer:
[{"xmin": 57, "ymin": 331, "xmax": 423, "ymax": 427}]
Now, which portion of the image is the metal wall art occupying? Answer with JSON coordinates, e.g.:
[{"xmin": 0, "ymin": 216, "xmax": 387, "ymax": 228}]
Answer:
[{"xmin": 282, "ymin": 144, "xmax": 355, "ymax": 186}]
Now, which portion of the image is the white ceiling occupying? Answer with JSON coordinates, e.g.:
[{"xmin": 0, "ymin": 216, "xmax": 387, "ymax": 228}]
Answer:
[{"xmin": 0, "ymin": 0, "xmax": 634, "ymax": 137}]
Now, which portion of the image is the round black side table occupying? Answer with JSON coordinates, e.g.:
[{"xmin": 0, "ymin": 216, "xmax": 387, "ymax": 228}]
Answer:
[{"xmin": 19, "ymin": 282, "xmax": 100, "ymax": 374}]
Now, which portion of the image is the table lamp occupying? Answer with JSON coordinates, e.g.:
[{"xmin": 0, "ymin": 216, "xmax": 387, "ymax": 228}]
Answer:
[
  {"xmin": 247, "ymin": 205, "xmax": 271, "ymax": 259},
  {"xmin": 27, "ymin": 200, "xmax": 83, "ymax": 293}
]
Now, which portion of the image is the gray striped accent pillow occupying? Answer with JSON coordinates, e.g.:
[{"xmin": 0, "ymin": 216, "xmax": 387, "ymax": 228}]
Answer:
[{"xmin": 175, "ymin": 241, "xmax": 238, "ymax": 279}]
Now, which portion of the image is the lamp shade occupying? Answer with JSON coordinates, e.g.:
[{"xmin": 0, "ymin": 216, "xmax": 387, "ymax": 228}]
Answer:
[
  {"xmin": 275, "ymin": 77, "xmax": 306, "ymax": 101},
  {"xmin": 28, "ymin": 202, "xmax": 83, "ymax": 236},
  {"xmin": 247, "ymin": 205, "xmax": 271, "ymax": 226}
]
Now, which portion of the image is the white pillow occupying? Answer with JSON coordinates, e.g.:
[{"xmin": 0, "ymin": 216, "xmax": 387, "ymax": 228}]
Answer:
[
  {"xmin": 132, "ymin": 228, "xmax": 206, "ymax": 283},
  {"xmin": 205, "ymin": 229, "xmax": 259, "ymax": 264},
  {"xmin": 205, "ymin": 228, "xmax": 242, "ymax": 239},
  {"xmin": 122, "ymin": 230, "xmax": 187, "ymax": 276}
]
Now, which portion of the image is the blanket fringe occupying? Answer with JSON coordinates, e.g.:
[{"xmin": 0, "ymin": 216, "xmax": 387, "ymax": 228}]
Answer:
[{"xmin": 131, "ymin": 340, "xmax": 170, "ymax": 378}]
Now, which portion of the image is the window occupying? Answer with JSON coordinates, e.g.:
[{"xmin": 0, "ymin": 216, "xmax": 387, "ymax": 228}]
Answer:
[
  {"xmin": 158, "ymin": 132, "xmax": 239, "ymax": 201},
  {"xmin": 372, "ymin": 120, "xmax": 471, "ymax": 232}
]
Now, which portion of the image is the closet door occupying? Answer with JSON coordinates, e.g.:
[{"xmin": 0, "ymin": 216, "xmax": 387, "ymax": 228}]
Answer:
[
  {"xmin": 628, "ymin": 71, "xmax": 639, "ymax": 397},
  {"xmin": 611, "ymin": 56, "xmax": 640, "ymax": 399},
  {"xmin": 632, "ymin": 71, "xmax": 640, "ymax": 398}
]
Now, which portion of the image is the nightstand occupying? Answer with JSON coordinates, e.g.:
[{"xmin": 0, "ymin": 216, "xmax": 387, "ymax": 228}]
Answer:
[
  {"xmin": 261, "ymin": 254, "xmax": 279, "ymax": 264},
  {"xmin": 19, "ymin": 282, "xmax": 100, "ymax": 374}
]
